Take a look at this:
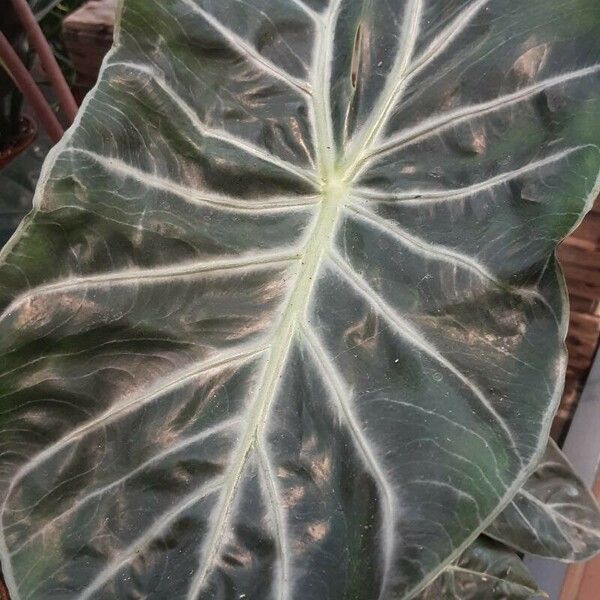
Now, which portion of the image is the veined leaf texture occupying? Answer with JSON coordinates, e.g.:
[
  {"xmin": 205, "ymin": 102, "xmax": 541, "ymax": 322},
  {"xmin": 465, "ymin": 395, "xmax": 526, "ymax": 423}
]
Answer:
[{"xmin": 0, "ymin": 1, "xmax": 599, "ymax": 598}]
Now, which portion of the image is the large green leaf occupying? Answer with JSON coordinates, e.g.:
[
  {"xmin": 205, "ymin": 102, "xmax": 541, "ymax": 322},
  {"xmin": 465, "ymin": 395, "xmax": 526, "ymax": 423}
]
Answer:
[
  {"xmin": 0, "ymin": 1, "xmax": 599, "ymax": 598},
  {"xmin": 417, "ymin": 536, "xmax": 544, "ymax": 599},
  {"xmin": 486, "ymin": 438, "xmax": 600, "ymax": 561}
]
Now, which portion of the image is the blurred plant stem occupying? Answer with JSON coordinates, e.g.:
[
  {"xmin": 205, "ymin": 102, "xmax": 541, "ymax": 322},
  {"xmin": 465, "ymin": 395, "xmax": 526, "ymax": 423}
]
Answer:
[
  {"xmin": 10, "ymin": 0, "xmax": 78, "ymax": 122},
  {"xmin": 0, "ymin": 31, "xmax": 63, "ymax": 143}
]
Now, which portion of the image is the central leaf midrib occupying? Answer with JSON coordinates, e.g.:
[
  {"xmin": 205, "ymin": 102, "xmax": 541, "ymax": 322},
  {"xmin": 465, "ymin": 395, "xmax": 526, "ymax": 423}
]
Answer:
[
  {"xmin": 189, "ymin": 178, "xmax": 346, "ymax": 595},
  {"xmin": 190, "ymin": 1, "xmax": 356, "ymax": 591}
]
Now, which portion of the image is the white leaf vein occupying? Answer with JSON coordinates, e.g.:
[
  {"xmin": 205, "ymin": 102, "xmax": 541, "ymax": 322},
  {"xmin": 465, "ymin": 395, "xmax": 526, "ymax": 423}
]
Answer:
[
  {"xmin": 67, "ymin": 148, "xmax": 320, "ymax": 212},
  {"xmin": 257, "ymin": 441, "xmax": 290, "ymax": 600},
  {"xmin": 180, "ymin": 0, "xmax": 312, "ymax": 96},
  {"xmin": 9, "ymin": 418, "xmax": 241, "ymax": 556},
  {"xmin": 328, "ymin": 249, "xmax": 521, "ymax": 461},
  {"xmin": 109, "ymin": 61, "xmax": 318, "ymax": 186},
  {"xmin": 0, "ymin": 251, "xmax": 298, "ymax": 326},
  {"xmin": 355, "ymin": 146, "xmax": 588, "ymax": 205},
  {"xmin": 77, "ymin": 480, "xmax": 223, "ymax": 600},
  {"xmin": 1, "ymin": 345, "xmax": 266, "ymax": 517},
  {"xmin": 364, "ymin": 64, "xmax": 600, "ymax": 165},
  {"xmin": 299, "ymin": 322, "xmax": 395, "ymax": 594}
]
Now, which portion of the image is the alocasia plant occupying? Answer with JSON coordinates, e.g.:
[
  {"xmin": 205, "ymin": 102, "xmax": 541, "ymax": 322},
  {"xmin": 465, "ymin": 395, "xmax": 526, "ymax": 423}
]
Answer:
[{"xmin": 1, "ymin": 0, "xmax": 600, "ymax": 598}]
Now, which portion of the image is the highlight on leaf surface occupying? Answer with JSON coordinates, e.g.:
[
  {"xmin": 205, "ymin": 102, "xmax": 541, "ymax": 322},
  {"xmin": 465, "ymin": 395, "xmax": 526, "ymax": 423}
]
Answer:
[
  {"xmin": 0, "ymin": 0, "xmax": 599, "ymax": 599},
  {"xmin": 486, "ymin": 438, "xmax": 600, "ymax": 562}
]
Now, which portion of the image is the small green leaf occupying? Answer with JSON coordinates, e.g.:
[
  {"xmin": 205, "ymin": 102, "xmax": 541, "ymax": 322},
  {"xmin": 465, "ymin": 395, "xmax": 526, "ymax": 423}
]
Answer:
[
  {"xmin": 487, "ymin": 438, "xmax": 600, "ymax": 561},
  {"xmin": 417, "ymin": 537, "xmax": 546, "ymax": 600}
]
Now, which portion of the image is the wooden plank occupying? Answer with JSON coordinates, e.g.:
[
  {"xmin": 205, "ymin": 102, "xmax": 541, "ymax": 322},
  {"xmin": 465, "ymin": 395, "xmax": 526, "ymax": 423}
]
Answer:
[
  {"xmin": 558, "ymin": 476, "xmax": 600, "ymax": 600},
  {"xmin": 61, "ymin": 0, "xmax": 116, "ymax": 88},
  {"xmin": 553, "ymin": 192, "xmax": 600, "ymax": 438}
]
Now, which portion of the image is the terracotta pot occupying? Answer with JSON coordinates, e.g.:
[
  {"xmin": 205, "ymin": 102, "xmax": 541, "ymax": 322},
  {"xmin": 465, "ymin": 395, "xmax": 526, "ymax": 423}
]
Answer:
[{"xmin": 0, "ymin": 115, "xmax": 37, "ymax": 169}]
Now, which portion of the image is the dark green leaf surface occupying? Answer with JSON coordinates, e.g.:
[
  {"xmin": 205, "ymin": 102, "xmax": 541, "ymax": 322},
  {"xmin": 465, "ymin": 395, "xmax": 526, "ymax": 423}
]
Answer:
[
  {"xmin": 487, "ymin": 438, "xmax": 600, "ymax": 562},
  {"xmin": 0, "ymin": 1, "xmax": 599, "ymax": 599},
  {"xmin": 417, "ymin": 536, "xmax": 544, "ymax": 599},
  {"xmin": 0, "ymin": 133, "xmax": 50, "ymax": 247}
]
